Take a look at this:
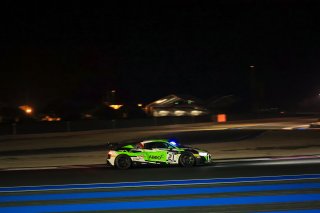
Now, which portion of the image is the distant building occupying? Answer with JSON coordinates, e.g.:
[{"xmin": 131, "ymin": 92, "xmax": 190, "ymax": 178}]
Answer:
[{"xmin": 145, "ymin": 94, "xmax": 209, "ymax": 117}]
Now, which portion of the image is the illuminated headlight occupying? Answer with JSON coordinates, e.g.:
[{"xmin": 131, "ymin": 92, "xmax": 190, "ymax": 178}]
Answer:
[{"xmin": 199, "ymin": 152, "xmax": 208, "ymax": 156}]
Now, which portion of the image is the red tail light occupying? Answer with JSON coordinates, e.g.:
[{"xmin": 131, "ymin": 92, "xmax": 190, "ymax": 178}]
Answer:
[{"xmin": 108, "ymin": 150, "xmax": 115, "ymax": 157}]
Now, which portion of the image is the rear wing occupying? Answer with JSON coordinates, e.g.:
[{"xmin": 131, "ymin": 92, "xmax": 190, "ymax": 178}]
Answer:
[
  {"xmin": 106, "ymin": 142, "xmax": 120, "ymax": 150},
  {"xmin": 106, "ymin": 142, "xmax": 137, "ymax": 151}
]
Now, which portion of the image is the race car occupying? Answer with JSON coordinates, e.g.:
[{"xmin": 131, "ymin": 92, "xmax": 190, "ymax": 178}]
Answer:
[{"xmin": 106, "ymin": 139, "xmax": 212, "ymax": 169}]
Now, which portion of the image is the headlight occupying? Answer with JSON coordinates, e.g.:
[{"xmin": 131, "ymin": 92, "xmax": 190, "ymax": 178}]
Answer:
[{"xmin": 199, "ymin": 152, "xmax": 208, "ymax": 156}]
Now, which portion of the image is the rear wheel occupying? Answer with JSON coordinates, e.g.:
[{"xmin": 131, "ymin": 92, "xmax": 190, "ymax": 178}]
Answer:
[
  {"xmin": 115, "ymin": 155, "xmax": 132, "ymax": 169},
  {"xmin": 179, "ymin": 152, "xmax": 196, "ymax": 167}
]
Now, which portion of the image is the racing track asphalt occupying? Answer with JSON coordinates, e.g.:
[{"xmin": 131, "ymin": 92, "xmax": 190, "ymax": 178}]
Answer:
[
  {"xmin": 1, "ymin": 158, "xmax": 320, "ymax": 187},
  {"xmin": 2, "ymin": 145, "xmax": 320, "ymax": 212},
  {"xmin": 2, "ymin": 158, "xmax": 320, "ymax": 212},
  {"xmin": 1, "ymin": 117, "xmax": 320, "ymax": 212}
]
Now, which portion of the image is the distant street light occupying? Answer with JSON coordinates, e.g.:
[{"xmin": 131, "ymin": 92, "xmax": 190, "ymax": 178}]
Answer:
[
  {"xmin": 111, "ymin": 90, "xmax": 116, "ymax": 104},
  {"xmin": 19, "ymin": 105, "xmax": 33, "ymax": 115},
  {"xmin": 109, "ymin": 104, "xmax": 123, "ymax": 110},
  {"xmin": 26, "ymin": 108, "xmax": 32, "ymax": 114},
  {"xmin": 249, "ymin": 65, "xmax": 259, "ymax": 111}
]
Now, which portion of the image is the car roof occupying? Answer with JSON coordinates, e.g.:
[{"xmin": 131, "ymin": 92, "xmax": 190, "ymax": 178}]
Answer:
[{"xmin": 140, "ymin": 139, "xmax": 169, "ymax": 144}]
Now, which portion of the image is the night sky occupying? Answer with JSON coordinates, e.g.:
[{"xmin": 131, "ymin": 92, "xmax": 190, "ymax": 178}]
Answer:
[{"xmin": 1, "ymin": 1, "xmax": 320, "ymax": 111}]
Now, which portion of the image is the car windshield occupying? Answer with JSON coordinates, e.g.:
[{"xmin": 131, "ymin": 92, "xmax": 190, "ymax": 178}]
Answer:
[{"xmin": 168, "ymin": 141, "xmax": 189, "ymax": 149}]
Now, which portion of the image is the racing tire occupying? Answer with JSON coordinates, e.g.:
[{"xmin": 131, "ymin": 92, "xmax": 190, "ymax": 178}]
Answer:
[
  {"xmin": 179, "ymin": 152, "xmax": 196, "ymax": 167},
  {"xmin": 115, "ymin": 155, "xmax": 132, "ymax": 169}
]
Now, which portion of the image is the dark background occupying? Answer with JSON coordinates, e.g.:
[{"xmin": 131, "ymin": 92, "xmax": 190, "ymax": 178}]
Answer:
[{"xmin": 1, "ymin": 0, "xmax": 320, "ymax": 114}]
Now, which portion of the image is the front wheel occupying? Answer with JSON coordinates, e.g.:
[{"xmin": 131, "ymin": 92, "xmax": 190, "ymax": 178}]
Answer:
[
  {"xmin": 179, "ymin": 152, "xmax": 196, "ymax": 167},
  {"xmin": 115, "ymin": 155, "xmax": 132, "ymax": 169}
]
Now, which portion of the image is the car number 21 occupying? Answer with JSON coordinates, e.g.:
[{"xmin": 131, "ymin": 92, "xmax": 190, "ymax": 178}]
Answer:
[{"xmin": 167, "ymin": 152, "xmax": 175, "ymax": 162}]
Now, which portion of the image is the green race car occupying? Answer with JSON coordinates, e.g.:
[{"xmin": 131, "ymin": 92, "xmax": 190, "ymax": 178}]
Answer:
[{"xmin": 106, "ymin": 139, "xmax": 212, "ymax": 169}]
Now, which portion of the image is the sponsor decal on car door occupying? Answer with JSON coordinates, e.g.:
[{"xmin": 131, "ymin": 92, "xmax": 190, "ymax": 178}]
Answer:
[{"xmin": 146, "ymin": 150, "xmax": 167, "ymax": 162}]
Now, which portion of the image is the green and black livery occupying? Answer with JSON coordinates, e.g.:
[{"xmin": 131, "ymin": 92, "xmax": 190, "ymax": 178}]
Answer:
[{"xmin": 106, "ymin": 139, "xmax": 212, "ymax": 169}]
